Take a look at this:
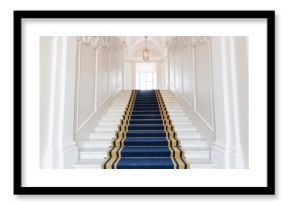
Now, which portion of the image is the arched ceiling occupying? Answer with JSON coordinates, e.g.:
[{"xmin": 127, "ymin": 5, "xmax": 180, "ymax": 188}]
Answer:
[{"xmin": 124, "ymin": 36, "xmax": 172, "ymax": 60}]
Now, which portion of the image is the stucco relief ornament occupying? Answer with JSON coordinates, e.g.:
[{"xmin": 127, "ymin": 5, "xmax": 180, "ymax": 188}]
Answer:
[
  {"xmin": 91, "ymin": 37, "xmax": 100, "ymax": 49},
  {"xmin": 107, "ymin": 37, "xmax": 113, "ymax": 50},
  {"xmin": 119, "ymin": 40, "xmax": 125, "ymax": 51},
  {"xmin": 171, "ymin": 37, "xmax": 178, "ymax": 51},
  {"xmin": 111, "ymin": 37, "xmax": 120, "ymax": 50},
  {"xmin": 175, "ymin": 37, "xmax": 184, "ymax": 48},
  {"xmin": 105, "ymin": 37, "xmax": 111, "ymax": 48},
  {"xmin": 81, "ymin": 36, "xmax": 93, "ymax": 46},
  {"xmin": 196, "ymin": 36, "xmax": 210, "ymax": 45},
  {"xmin": 184, "ymin": 37, "xmax": 194, "ymax": 48},
  {"xmin": 98, "ymin": 37, "xmax": 108, "ymax": 48},
  {"xmin": 191, "ymin": 36, "xmax": 197, "ymax": 47},
  {"xmin": 76, "ymin": 36, "xmax": 95, "ymax": 49}
]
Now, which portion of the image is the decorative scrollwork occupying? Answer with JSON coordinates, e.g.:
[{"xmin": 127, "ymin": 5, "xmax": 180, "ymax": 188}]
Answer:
[
  {"xmin": 196, "ymin": 36, "xmax": 210, "ymax": 46},
  {"xmin": 91, "ymin": 37, "xmax": 100, "ymax": 49},
  {"xmin": 167, "ymin": 36, "xmax": 211, "ymax": 50},
  {"xmin": 76, "ymin": 36, "xmax": 125, "ymax": 51}
]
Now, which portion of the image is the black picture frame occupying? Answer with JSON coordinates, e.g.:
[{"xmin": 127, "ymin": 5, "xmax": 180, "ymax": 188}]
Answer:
[{"xmin": 14, "ymin": 10, "xmax": 275, "ymax": 195}]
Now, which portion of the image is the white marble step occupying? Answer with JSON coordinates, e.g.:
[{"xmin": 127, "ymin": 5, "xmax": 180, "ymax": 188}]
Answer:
[
  {"xmin": 165, "ymin": 103, "xmax": 181, "ymax": 106},
  {"xmin": 115, "ymin": 93, "xmax": 131, "ymax": 95},
  {"xmin": 163, "ymin": 98, "xmax": 177, "ymax": 100},
  {"xmin": 163, "ymin": 99, "xmax": 178, "ymax": 102},
  {"xmin": 107, "ymin": 109, "xmax": 126, "ymax": 112},
  {"xmin": 173, "ymin": 126, "xmax": 198, "ymax": 132},
  {"xmin": 164, "ymin": 101, "xmax": 180, "ymax": 107},
  {"xmin": 103, "ymin": 113, "xmax": 188, "ymax": 118},
  {"xmin": 162, "ymin": 97, "xmax": 177, "ymax": 99},
  {"xmin": 111, "ymin": 107, "xmax": 190, "ymax": 111},
  {"xmin": 110, "ymin": 102, "xmax": 129, "ymax": 105},
  {"xmin": 88, "ymin": 131, "xmax": 202, "ymax": 140},
  {"xmin": 164, "ymin": 103, "xmax": 180, "ymax": 106},
  {"xmin": 102, "ymin": 114, "xmax": 124, "ymax": 119},
  {"xmin": 169, "ymin": 116, "xmax": 190, "ymax": 121},
  {"xmin": 118, "ymin": 109, "xmax": 186, "ymax": 114},
  {"xmin": 115, "ymin": 102, "xmax": 127, "ymax": 105},
  {"xmin": 73, "ymin": 158, "xmax": 215, "ymax": 169},
  {"xmin": 79, "ymin": 147, "xmax": 211, "ymax": 160},
  {"xmin": 101, "ymin": 115, "xmax": 190, "ymax": 122},
  {"xmin": 94, "ymin": 126, "xmax": 119, "ymax": 132},
  {"xmin": 170, "ymin": 120, "xmax": 193, "ymax": 126},
  {"xmin": 102, "ymin": 114, "xmax": 123, "ymax": 119},
  {"xmin": 80, "ymin": 139, "xmax": 209, "ymax": 149},
  {"xmin": 88, "ymin": 132, "xmax": 115, "ymax": 139},
  {"xmin": 98, "ymin": 120, "xmax": 193, "ymax": 126},
  {"xmin": 104, "ymin": 112, "xmax": 126, "ymax": 116},
  {"xmin": 162, "ymin": 98, "xmax": 177, "ymax": 100},
  {"xmin": 164, "ymin": 103, "xmax": 179, "ymax": 106},
  {"xmin": 164, "ymin": 105, "xmax": 182, "ymax": 108},
  {"xmin": 112, "ymin": 99, "xmax": 130, "ymax": 101},
  {"xmin": 98, "ymin": 120, "xmax": 122, "ymax": 126},
  {"xmin": 112, "ymin": 96, "xmax": 130, "ymax": 99},
  {"xmin": 109, "ymin": 106, "xmax": 127, "ymax": 108},
  {"xmin": 79, "ymin": 147, "xmax": 108, "ymax": 159},
  {"xmin": 111, "ymin": 102, "xmax": 128, "ymax": 105},
  {"xmin": 166, "ymin": 109, "xmax": 186, "ymax": 113},
  {"xmin": 115, "ymin": 95, "xmax": 131, "ymax": 97},
  {"xmin": 176, "ymin": 132, "xmax": 202, "ymax": 139},
  {"xmin": 109, "ymin": 103, "xmax": 128, "ymax": 106},
  {"xmin": 80, "ymin": 139, "xmax": 113, "ymax": 148},
  {"xmin": 166, "ymin": 109, "xmax": 185, "ymax": 113},
  {"xmin": 94, "ymin": 125, "xmax": 198, "ymax": 132}
]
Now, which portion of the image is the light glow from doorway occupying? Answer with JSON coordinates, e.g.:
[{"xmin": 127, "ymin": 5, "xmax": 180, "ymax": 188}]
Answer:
[{"xmin": 136, "ymin": 63, "xmax": 156, "ymax": 90}]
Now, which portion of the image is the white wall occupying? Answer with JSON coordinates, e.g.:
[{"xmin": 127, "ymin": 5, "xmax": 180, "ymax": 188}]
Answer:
[
  {"xmin": 123, "ymin": 62, "xmax": 132, "ymax": 90},
  {"xmin": 160, "ymin": 60, "xmax": 168, "ymax": 89},
  {"xmin": 156, "ymin": 61, "xmax": 168, "ymax": 89},
  {"xmin": 182, "ymin": 47, "xmax": 193, "ymax": 104},
  {"xmin": 167, "ymin": 36, "xmax": 249, "ymax": 168},
  {"xmin": 77, "ymin": 44, "xmax": 96, "ymax": 128},
  {"xmin": 168, "ymin": 37, "xmax": 197, "ymax": 109},
  {"xmin": 74, "ymin": 37, "xmax": 124, "ymax": 142},
  {"xmin": 194, "ymin": 42, "xmax": 214, "ymax": 130},
  {"xmin": 98, "ymin": 47, "xmax": 110, "ymax": 105}
]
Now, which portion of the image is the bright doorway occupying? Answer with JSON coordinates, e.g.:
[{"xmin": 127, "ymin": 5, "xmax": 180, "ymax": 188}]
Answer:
[{"xmin": 136, "ymin": 63, "xmax": 157, "ymax": 90}]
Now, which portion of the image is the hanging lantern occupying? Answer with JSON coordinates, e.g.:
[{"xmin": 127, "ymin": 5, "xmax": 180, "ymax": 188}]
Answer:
[{"xmin": 143, "ymin": 36, "xmax": 149, "ymax": 61}]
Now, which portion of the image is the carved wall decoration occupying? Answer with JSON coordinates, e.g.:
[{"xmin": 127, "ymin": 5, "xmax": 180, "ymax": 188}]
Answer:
[
  {"xmin": 167, "ymin": 36, "xmax": 211, "ymax": 50},
  {"xmin": 76, "ymin": 36, "xmax": 125, "ymax": 51}
]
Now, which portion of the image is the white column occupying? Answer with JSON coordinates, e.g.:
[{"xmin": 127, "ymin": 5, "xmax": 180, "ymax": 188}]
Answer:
[
  {"xmin": 229, "ymin": 36, "xmax": 249, "ymax": 168},
  {"xmin": 40, "ymin": 36, "xmax": 78, "ymax": 169},
  {"xmin": 211, "ymin": 36, "xmax": 248, "ymax": 168},
  {"xmin": 40, "ymin": 36, "xmax": 55, "ymax": 168}
]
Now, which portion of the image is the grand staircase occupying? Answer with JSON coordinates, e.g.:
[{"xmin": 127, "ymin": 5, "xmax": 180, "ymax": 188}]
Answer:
[{"xmin": 73, "ymin": 90, "xmax": 215, "ymax": 169}]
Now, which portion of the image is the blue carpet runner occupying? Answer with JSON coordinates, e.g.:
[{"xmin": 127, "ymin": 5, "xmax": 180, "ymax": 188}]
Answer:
[{"xmin": 102, "ymin": 90, "xmax": 190, "ymax": 169}]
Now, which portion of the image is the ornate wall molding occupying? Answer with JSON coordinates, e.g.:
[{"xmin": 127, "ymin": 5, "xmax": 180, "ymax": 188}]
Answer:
[
  {"xmin": 76, "ymin": 36, "xmax": 124, "ymax": 51},
  {"xmin": 168, "ymin": 36, "xmax": 211, "ymax": 50},
  {"xmin": 196, "ymin": 36, "xmax": 211, "ymax": 46}
]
